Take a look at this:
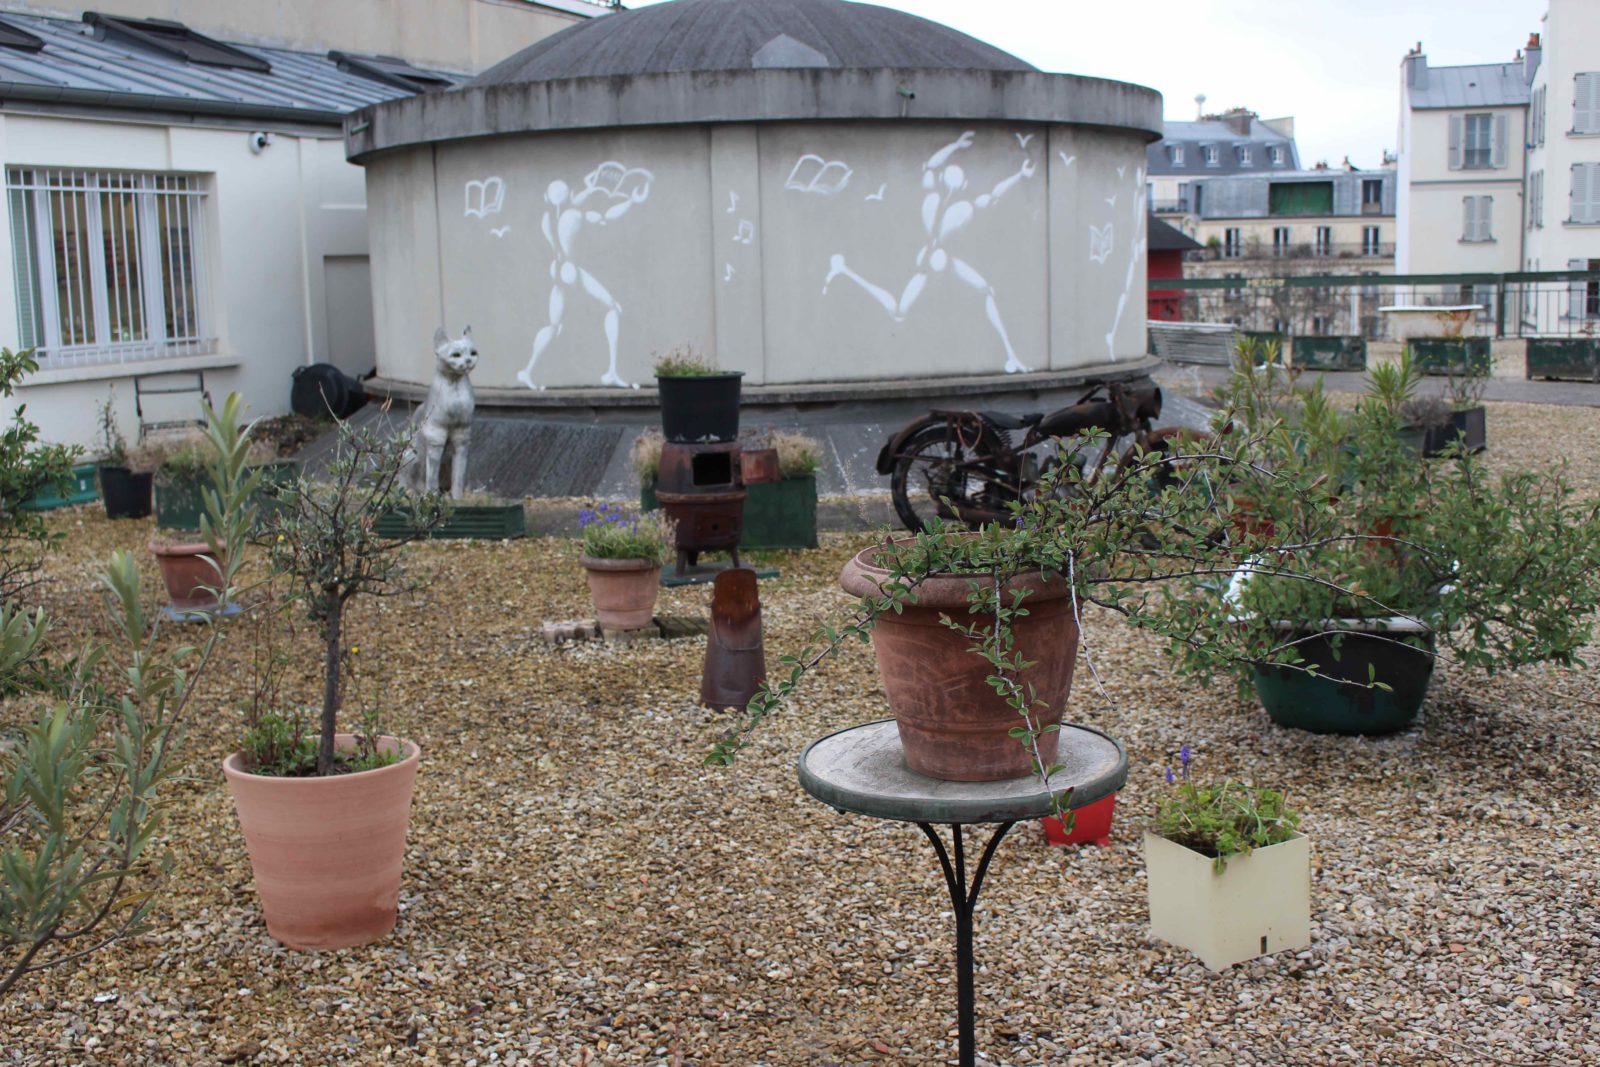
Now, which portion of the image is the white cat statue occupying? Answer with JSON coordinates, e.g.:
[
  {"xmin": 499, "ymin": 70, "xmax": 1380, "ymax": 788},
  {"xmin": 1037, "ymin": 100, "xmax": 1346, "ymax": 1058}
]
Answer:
[{"xmin": 405, "ymin": 326, "xmax": 478, "ymax": 499}]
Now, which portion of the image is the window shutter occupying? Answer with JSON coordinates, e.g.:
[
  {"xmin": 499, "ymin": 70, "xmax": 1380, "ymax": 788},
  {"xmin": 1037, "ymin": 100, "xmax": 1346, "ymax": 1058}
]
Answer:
[
  {"xmin": 1478, "ymin": 196, "xmax": 1493, "ymax": 241},
  {"xmin": 1576, "ymin": 165, "xmax": 1595, "ymax": 224},
  {"xmin": 1462, "ymin": 197, "xmax": 1475, "ymax": 241},
  {"xmin": 1576, "ymin": 74, "xmax": 1599, "ymax": 135},
  {"xmin": 1448, "ymin": 114, "xmax": 1463, "ymax": 170},
  {"xmin": 1491, "ymin": 114, "xmax": 1509, "ymax": 168}
]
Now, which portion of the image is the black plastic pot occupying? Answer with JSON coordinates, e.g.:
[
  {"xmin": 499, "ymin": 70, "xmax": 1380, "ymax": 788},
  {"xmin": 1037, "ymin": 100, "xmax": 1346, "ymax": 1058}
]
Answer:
[
  {"xmin": 1253, "ymin": 627, "xmax": 1436, "ymax": 734},
  {"xmin": 291, "ymin": 363, "xmax": 367, "ymax": 420},
  {"xmin": 656, "ymin": 372, "xmax": 744, "ymax": 444},
  {"xmin": 98, "ymin": 465, "xmax": 153, "ymax": 520}
]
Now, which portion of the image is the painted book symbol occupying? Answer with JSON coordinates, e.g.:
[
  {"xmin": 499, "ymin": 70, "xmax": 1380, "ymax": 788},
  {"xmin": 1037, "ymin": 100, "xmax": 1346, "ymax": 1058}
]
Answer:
[
  {"xmin": 1089, "ymin": 223, "xmax": 1114, "ymax": 264},
  {"xmin": 785, "ymin": 155, "xmax": 853, "ymax": 195},
  {"xmin": 464, "ymin": 177, "xmax": 505, "ymax": 218}
]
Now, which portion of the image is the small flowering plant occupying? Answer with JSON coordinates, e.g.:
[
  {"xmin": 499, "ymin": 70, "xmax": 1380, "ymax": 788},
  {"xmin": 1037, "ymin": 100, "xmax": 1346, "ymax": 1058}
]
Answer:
[
  {"xmin": 579, "ymin": 503, "xmax": 674, "ymax": 566},
  {"xmin": 1152, "ymin": 747, "xmax": 1301, "ymax": 872}
]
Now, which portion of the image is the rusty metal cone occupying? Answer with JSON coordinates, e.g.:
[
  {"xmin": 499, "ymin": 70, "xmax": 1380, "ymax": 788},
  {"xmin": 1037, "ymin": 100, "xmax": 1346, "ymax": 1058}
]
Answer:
[{"xmin": 700, "ymin": 567, "xmax": 766, "ymax": 710}]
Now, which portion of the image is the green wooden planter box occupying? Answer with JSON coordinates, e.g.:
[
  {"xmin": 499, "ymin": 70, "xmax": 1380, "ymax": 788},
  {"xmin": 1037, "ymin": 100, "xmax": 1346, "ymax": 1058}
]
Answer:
[
  {"xmin": 21, "ymin": 463, "xmax": 100, "ymax": 511},
  {"xmin": 1239, "ymin": 331, "xmax": 1286, "ymax": 362},
  {"xmin": 375, "ymin": 503, "xmax": 527, "ymax": 540},
  {"xmin": 248, "ymin": 461, "xmax": 300, "ymax": 532},
  {"xmin": 1525, "ymin": 337, "xmax": 1600, "ymax": 381},
  {"xmin": 642, "ymin": 475, "xmax": 818, "ymax": 551},
  {"xmin": 1409, "ymin": 336, "xmax": 1491, "ymax": 376},
  {"xmin": 1291, "ymin": 335, "xmax": 1367, "ymax": 372},
  {"xmin": 154, "ymin": 472, "xmax": 211, "ymax": 531}
]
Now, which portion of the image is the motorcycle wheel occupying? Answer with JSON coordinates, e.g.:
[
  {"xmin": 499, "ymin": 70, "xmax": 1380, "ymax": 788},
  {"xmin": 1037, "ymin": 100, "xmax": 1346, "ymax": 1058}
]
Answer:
[{"xmin": 889, "ymin": 424, "xmax": 996, "ymax": 534}]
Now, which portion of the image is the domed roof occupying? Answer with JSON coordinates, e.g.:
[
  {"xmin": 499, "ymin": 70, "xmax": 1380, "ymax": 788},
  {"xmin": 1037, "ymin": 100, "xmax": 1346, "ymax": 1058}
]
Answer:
[{"xmin": 471, "ymin": 0, "xmax": 1035, "ymax": 87}]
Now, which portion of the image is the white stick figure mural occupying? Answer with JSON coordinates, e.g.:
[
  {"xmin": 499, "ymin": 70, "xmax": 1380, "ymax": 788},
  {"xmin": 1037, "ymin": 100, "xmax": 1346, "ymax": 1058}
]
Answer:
[
  {"xmin": 820, "ymin": 131, "xmax": 1036, "ymax": 374},
  {"xmin": 517, "ymin": 162, "xmax": 654, "ymax": 390},
  {"xmin": 1104, "ymin": 167, "xmax": 1147, "ymax": 361}
]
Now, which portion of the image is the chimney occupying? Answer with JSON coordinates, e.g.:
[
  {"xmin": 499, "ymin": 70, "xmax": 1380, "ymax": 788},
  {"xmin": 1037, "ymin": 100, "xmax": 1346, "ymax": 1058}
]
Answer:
[
  {"xmin": 1526, "ymin": 32, "xmax": 1542, "ymax": 84},
  {"xmin": 1405, "ymin": 43, "xmax": 1427, "ymax": 90},
  {"xmin": 1222, "ymin": 107, "xmax": 1256, "ymax": 137},
  {"xmin": 1342, "ymin": 156, "xmax": 1356, "ymax": 171}
]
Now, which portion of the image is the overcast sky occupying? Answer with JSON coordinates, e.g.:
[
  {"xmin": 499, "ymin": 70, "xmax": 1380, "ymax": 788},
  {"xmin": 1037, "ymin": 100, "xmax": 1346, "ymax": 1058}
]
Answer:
[{"xmin": 626, "ymin": 0, "xmax": 1548, "ymax": 168}]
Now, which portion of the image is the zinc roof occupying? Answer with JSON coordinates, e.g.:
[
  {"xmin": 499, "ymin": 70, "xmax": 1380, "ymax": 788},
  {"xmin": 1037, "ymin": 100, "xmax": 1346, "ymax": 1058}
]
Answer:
[
  {"xmin": 1409, "ymin": 61, "xmax": 1530, "ymax": 110},
  {"xmin": 0, "ymin": 11, "xmax": 460, "ymax": 123}
]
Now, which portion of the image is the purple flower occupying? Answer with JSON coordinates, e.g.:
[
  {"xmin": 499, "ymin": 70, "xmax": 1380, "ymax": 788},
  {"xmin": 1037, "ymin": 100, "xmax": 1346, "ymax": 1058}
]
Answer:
[
  {"xmin": 1179, "ymin": 744, "xmax": 1191, "ymax": 768},
  {"xmin": 1164, "ymin": 766, "xmax": 1175, "ymax": 785}
]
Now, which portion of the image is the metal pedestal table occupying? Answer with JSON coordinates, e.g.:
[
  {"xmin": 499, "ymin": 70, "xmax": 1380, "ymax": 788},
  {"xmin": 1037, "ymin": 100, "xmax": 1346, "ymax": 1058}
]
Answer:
[{"xmin": 798, "ymin": 719, "xmax": 1127, "ymax": 1067}]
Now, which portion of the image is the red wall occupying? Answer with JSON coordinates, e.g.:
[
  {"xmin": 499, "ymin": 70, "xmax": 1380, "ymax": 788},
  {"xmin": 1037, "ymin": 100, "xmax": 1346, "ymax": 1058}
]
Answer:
[{"xmin": 1147, "ymin": 249, "xmax": 1185, "ymax": 322}]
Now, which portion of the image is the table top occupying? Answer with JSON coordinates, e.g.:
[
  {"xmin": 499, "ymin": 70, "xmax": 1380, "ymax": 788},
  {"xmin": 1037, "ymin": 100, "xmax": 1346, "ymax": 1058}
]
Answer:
[{"xmin": 797, "ymin": 719, "xmax": 1127, "ymax": 825}]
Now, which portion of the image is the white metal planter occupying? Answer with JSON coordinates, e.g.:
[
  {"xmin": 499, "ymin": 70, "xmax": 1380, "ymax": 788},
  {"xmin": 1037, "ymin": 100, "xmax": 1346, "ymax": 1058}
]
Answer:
[{"xmin": 1144, "ymin": 831, "xmax": 1311, "ymax": 970}]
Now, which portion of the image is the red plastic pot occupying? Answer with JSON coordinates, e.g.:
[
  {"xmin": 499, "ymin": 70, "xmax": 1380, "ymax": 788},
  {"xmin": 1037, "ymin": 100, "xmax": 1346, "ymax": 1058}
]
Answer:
[{"xmin": 1041, "ymin": 792, "xmax": 1117, "ymax": 847}]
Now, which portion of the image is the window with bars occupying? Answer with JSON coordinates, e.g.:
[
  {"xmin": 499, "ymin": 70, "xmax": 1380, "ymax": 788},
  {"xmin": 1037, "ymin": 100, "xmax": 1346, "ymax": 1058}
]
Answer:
[{"xmin": 7, "ymin": 168, "xmax": 211, "ymax": 368}]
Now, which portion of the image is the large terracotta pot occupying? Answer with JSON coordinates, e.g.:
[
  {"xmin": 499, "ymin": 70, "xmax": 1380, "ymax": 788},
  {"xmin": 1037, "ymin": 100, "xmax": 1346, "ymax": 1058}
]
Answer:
[
  {"xmin": 840, "ymin": 545, "xmax": 1081, "ymax": 781},
  {"xmin": 223, "ymin": 735, "xmax": 420, "ymax": 951},
  {"xmin": 581, "ymin": 555, "xmax": 662, "ymax": 630},
  {"xmin": 148, "ymin": 537, "xmax": 225, "ymax": 611}
]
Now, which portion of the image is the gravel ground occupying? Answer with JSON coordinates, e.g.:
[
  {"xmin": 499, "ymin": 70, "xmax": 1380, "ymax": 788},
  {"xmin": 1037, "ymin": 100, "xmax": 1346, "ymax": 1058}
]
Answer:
[{"xmin": 3, "ymin": 399, "xmax": 1599, "ymax": 1066}]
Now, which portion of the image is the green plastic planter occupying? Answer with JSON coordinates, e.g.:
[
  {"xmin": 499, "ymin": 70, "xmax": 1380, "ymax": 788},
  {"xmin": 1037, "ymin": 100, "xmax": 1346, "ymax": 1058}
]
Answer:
[
  {"xmin": 1291, "ymin": 336, "xmax": 1367, "ymax": 372},
  {"xmin": 375, "ymin": 503, "xmax": 526, "ymax": 540},
  {"xmin": 1410, "ymin": 337, "xmax": 1491, "ymax": 376},
  {"xmin": 22, "ymin": 463, "xmax": 100, "ymax": 511},
  {"xmin": 154, "ymin": 471, "xmax": 211, "ymax": 532},
  {"xmin": 1525, "ymin": 337, "xmax": 1600, "ymax": 382},
  {"xmin": 1253, "ymin": 625, "xmax": 1436, "ymax": 734},
  {"xmin": 643, "ymin": 475, "xmax": 817, "ymax": 550}
]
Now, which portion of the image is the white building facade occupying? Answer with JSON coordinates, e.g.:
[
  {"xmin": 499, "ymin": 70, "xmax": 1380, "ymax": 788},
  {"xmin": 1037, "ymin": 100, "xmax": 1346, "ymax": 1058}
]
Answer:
[{"xmin": 1522, "ymin": 0, "xmax": 1600, "ymax": 331}]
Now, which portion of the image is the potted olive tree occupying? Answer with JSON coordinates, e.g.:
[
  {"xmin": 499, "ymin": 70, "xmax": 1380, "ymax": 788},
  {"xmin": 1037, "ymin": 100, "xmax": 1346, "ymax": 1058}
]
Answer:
[{"xmin": 222, "ymin": 417, "xmax": 447, "ymax": 950}]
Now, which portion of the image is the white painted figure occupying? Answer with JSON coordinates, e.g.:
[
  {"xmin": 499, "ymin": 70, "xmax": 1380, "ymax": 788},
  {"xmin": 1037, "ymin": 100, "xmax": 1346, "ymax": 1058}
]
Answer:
[
  {"xmin": 821, "ymin": 131, "xmax": 1036, "ymax": 374},
  {"xmin": 1104, "ymin": 167, "xmax": 1148, "ymax": 361},
  {"xmin": 404, "ymin": 326, "xmax": 477, "ymax": 499},
  {"xmin": 517, "ymin": 162, "xmax": 654, "ymax": 390}
]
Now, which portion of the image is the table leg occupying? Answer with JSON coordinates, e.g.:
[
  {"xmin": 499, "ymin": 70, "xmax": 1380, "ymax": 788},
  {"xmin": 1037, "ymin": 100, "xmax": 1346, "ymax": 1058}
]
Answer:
[{"xmin": 917, "ymin": 821, "xmax": 1016, "ymax": 1067}]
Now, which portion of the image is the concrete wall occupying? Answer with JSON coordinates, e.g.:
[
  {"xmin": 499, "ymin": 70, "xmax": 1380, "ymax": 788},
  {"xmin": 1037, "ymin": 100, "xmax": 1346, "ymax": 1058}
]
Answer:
[
  {"xmin": 366, "ymin": 120, "xmax": 1152, "ymax": 391},
  {"xmin": 1, "ymin": 112, "xmax": 370, "ymax": 448},
  {"xmin": 11, "ymin": 0, "xmax": 591, "ymax": 74},
  {"xmin": 1524, "ymin": 0, "xmax": 1600, "ymax": 291}
]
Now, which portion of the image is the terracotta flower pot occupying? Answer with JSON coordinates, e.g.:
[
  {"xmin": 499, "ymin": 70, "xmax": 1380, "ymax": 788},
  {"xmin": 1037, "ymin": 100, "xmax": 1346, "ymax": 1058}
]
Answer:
[
  {"xmin": 839, "ymin": 544, "xmax": 1081, "ymax": 782},
  {"xmin": 148, "ymin": 537, "xmax": 226, "ymax": 611},
  {"xmin": 223, "ymin": 735, "xmax": 420, "ymax": 951},
  {"xmin": 580, "ymin": 555, "xmax": 663, "ymax": 631}
]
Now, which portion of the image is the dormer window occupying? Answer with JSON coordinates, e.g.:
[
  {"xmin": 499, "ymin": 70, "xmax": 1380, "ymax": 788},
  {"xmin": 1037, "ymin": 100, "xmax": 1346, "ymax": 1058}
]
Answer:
[
  {"xmin": 83, "ymin": 12, "xmax": 270, "ymax": 73},
  {"xmin": 330, "ymin": 52, "xmax": 454, "ymax": 92},
  {"xmin": 1169, "ymin": 144, "xmax": 1185, "ymax": 166},
  {"xmin": 1238, "ymin": 146, "xmax": 1252, "ymax": 166},
  {"xmin": 0, "ymin": 17, "xmax": 44, "ymax": 52},
  {"xmin": 1270, "ymin": 145, "xmax": 1286, "ymax": 166},
  {"xmin": 1204, "ymin": 144, "xmax": 1220, "ymax": 167}
]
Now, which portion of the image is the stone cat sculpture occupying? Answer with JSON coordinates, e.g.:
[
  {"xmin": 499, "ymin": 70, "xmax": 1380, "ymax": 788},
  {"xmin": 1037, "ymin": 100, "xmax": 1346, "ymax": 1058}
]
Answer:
[{"xmin": 404, "ymin": 326, "xmax": 477, "ymax": 499}]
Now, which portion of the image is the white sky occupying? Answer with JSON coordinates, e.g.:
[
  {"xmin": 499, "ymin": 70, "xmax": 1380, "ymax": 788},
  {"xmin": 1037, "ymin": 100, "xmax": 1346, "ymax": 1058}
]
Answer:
[{"xmin": 624, "ymin": 0, "xmax": 1548, "ymax": 168}]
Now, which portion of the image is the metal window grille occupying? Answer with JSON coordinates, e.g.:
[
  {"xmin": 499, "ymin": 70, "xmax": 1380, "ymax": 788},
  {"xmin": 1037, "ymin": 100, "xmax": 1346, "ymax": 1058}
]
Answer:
[{"xmin": 6, "ymin": 168, "xmax": 211, "ymax": 369}]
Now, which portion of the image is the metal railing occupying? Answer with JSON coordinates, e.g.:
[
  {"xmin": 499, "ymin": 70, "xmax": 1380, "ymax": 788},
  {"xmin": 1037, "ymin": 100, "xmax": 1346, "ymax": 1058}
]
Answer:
[
  {"xmin": 1149, "ymin": 269, "xmax": 1600, "ymax": 340},
  {"xmin": 1150, "ymin": 198, "xmax": 1190, "ymax": 213},
  {"xmin": 1193, "ymin": 242, "xmax": 1395, "ymax": 261}
]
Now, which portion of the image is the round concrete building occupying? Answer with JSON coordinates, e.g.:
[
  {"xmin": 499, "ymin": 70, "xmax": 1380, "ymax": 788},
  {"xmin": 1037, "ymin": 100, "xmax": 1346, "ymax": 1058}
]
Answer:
[{"xmin": 345, "ymin": 0, "xmax": 1163, "ymax": 399}]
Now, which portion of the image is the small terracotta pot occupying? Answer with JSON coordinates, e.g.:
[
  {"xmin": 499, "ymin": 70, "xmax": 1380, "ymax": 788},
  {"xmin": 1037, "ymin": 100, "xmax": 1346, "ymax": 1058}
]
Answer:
[
  {"xmin": 148, "ymin": 537, "xmax": 226, "ymax": 611},
  {"xmin": 840, "ymin": 543, "xmax": 1081, "ymax": 781},
  {"xmin": 223, "ymin": 735, "xmax": 420, "ymax": 951},
  {"xmin": 580, "ymin": 555, "xmax": 663, "ymax": 631}
]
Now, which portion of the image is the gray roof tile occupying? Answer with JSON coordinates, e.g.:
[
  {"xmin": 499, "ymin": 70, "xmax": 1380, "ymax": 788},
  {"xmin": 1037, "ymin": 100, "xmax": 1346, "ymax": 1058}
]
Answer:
[{"xmin": 1409, "ymin": 61, "xmax": 1530, "ymax": 109}]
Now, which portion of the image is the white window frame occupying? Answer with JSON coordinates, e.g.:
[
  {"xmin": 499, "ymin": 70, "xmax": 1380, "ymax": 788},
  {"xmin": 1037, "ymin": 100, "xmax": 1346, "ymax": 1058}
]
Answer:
[
  {"xmin": 1223, "ymin": 227, "xmax": 1242, "ymax": 257},
  {"xmin": 1573, "ymin": 163, "xmax": 1600, "ymax": 224},
  {"xmin": 6, "ymin": 167, "xmax": 212, "ymax": 369},
  {"xmin": 1462, "ymin": 113, "xmax": 1493, "ymax": 168},
  {"xmin": 1269, "ymin": 145, "xmax": 1285, "ymax": 166},
  {"xmin": 1204, "ymin": 144, "xmax": 1220, "ymax": 167},
  {"xmin": 1238, "ymin": 146, "xmax": 1252, "ymax": 167},
  {"xmin": 1272, "ymin": 225, "xmax": 1291, "ymax": 256},
  {"xmin": 1170, "ymin": 144, "xmax": 1185, "ymax": 166},
  {"xmin": 1361, "ymin": 225, "xmax": 1382, "ymax": 256},
  {"xmin": 1314, "ymin": 225, "xmax": 1332, "ymax": 256}
]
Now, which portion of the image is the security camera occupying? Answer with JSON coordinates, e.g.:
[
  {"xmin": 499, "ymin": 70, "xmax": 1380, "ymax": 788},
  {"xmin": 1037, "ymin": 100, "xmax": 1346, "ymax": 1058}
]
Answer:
[{"xmin": 248, "ymin": 131, "xmax": 273, "ymax": 154}]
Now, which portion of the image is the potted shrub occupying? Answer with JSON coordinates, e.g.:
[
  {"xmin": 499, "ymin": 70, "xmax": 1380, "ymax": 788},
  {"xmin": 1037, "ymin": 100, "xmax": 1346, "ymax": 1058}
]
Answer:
[
  {"xmin": 654, "ymin": 347, "xmax": 744, "ymax": 444},
  {"xmin": 223, "ymin": 418, "xmax": 447, "ymax": 951},
  {"xmin": 1215, "ymin": 357, "xmax": 1600, "ymax": 734},
  {"xmin": 145, "ymin": 429, "xmax": 215, "ymax": 530},
  {"xmin": 1145, "ymin": 750, "xmax": 1308, "ymax": 970},
  {"xmin": 1407, "ymin": 314, "xmax": 1491, "ymax": 377},
  {"xmin": 578, "ymin": 502, "xmax": 672, "ymax": 632},
  {"xmin": 0, "ymin": 349, "xmax": 78, "ymax": 605}
]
